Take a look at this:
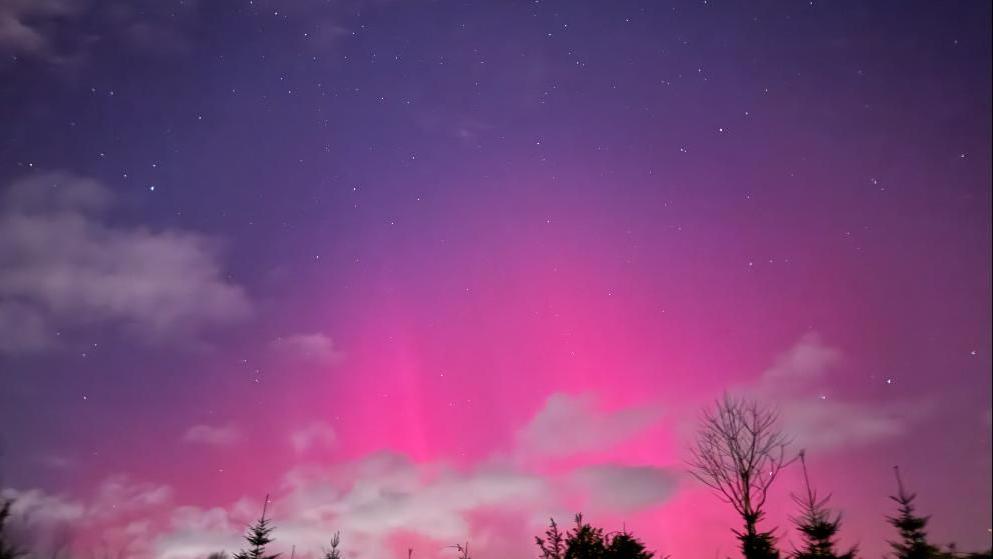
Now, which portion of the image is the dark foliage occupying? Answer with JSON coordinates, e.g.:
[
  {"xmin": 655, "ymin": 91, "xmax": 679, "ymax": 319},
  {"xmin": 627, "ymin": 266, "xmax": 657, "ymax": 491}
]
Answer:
[
  {"xmin": 887, "ymin": 467, "xmax": 940, "ymax": 559},
  {"xmin": 537, "ymin": 518, "xmax": 567, "ymax": 559},
  {"xmin": 605, "ymin": 529, "xmax": 655, "ymax": 559},
  {"xmin": 790, "ymin": 452, "xmax": 857, "ymax": 559},
  {"xmin": 233, "ymin": 497, "xmax": 280, "ymax": 559},
  {"xmin": 322, "ymin": 531, "xmax": 342, "ymax": 559},
  {"xmin": 537, "ymin": 514, "xmax": 656, "ymax": 559},
  {"xmin": 565, "ymin": 514, "xmax": 607, "ymax": 559},
  {"xmin": 0, "ymin": 501, "xmax": 24, "ymax": 559}
]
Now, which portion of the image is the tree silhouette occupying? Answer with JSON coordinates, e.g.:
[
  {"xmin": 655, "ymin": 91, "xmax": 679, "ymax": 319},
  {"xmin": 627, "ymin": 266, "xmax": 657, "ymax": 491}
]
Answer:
[
  {"xmin": 887, "ymin": 466, "xmax": 940, "ymax": 559},
  {"xmin": 0, "ymin": 500, "xmax": 24, "ymax": 559},
  {"xmin": 537, "ymin": 518, "xmax": 567, "ymax": 559},
  {"xmin": 234, "ymin": 496, "xmax": 280, "ymax": 559},
  {"xmin": 207, "ymin": 553, "xmax": 230, "ymax": 559},
  {"xmin": 448, "ymin": 542, "xmax": 471, "ymax": 559},
  {"xmin": 605, "ymin": 529, "xmax": 655, "ymax": 559},
  {"xmin": 539, "ymin": 515, "xmax": 659, "ymax": 559},
  {"xmin": 689, "ymin": 394, "xmax": 792, "ymax": 559},
  {"xmin": 565, "ymin": 514, "xmax": 607, "ymax": 559},
  {"xmin": 789, "ymin": 451, "xmax": 856, "ymax": 559},
  {"xmin": 321, "ymin": 531, "xmax": 342, "ymax": 559}
]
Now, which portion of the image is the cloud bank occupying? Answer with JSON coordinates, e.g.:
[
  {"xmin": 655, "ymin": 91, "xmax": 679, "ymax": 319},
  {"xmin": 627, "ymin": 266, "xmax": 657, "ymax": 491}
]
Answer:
[{"xmin": 0, "ymin": 172, "xmax": 251, "ymax": 353}]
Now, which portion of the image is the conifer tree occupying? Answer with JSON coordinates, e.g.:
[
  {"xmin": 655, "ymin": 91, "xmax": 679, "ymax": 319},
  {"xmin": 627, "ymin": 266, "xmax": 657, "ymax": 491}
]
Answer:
[
  {"xmin": 790, "ymin": 452, "xmax": 856, "ymax": 559},
  {"xmin": 887, "ymin": 467, "xmax": 940, "ymax": 559},
  {"xmin": 565, "ymin": 514, "xmax": 607, "ymax": 559},
  {"xmin": 537, "ymin": 517, "xmax": 566, "ymax": 559},
  {"xmin": 605, "ymin": 529, "xmax": 655, "ymax": 559},
  {"xmin": 0, "ymin": 500, "xmax": 24, "ymax": 559},
  {"xmin": 322, "ymin": 531, "xmax": 342, "ymax": 559},
  {"xmin": 234, "ymin": 496, "xmax": 280, "ymax": 559}
]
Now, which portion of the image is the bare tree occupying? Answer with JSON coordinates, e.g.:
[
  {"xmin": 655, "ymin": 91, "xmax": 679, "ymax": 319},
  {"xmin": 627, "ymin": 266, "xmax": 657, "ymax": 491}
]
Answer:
[{"xmin": 688, "ymin": 394, "xmax": 794, "ymax": 559}]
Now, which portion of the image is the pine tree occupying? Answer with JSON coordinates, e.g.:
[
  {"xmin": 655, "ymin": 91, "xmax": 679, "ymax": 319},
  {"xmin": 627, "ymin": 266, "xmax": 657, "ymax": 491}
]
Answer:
[
  {"xmin": 739, "ymin": 531, "xmax": 781, "ymax": 559},
  {"xmin": 790, "ymin": 452, "xmax": 856, "ymax": 559},
  {"xmin": 565, "ymin": 514, "xmax": 607, "ymax": 559},
  {"xmin": 887, "ymin": 467, "xmax": 940, "ymax": 559},
  {"xmin": 322, "ymin": 531, "xmax": 342, "ymax": 559},
  {"xmin": 605, "ymin": 529, "xmax": 655, "ymax": 559},
  {"xmin": 234, "ymin": 496, "xmax": 280, "ymax": 559},
  {"xmin": 0, "ymin": 500, "xmax": 24, "ymax": 559},
  {"xmin": 537, "ymin": 518, "xmax": 567, "ymax": 559}
]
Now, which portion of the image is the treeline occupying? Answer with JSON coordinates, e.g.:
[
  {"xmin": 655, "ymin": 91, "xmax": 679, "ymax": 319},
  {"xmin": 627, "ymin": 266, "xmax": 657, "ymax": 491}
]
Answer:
[{"xmin": 0, "ymin": 395, "xmax": 990, "ymax": 558}]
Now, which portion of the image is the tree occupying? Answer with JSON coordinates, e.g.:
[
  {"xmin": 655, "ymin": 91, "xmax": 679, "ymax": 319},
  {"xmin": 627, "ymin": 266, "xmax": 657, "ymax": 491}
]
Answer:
[
  {"xmin": 234, "ymin": 496, "xmax": 280, "ymax": 559},
  {"xmin": 789, "ymin": 451, "xmax": 856, "ymax": 559},
  {"xmin": 448, "ymin": 542, "xmax": 471, "ymax": 559},
  {"xmin": 565, "ymin": 514, "xmax": 607, "ymax": 559},
  {"xmin": 605, "ymin": 529, "xmax": 655, "ymax": 559},
  {"xmin": 207, "ymin": 554, "xmax": 230, "ymax": 559},
  {"xmin": 688, "ymin": 394, "xmax": 793, "ymax": 559},
  {"xmin": 0, "ymin": 500, "xmax": 24, "ymax": 559},
  {"xmin": 887, "ymin": 467, "xmax": 940, "ymax": 559},
  {"xmin": 537, "ymin": 518, "xmax": 567, "ymax": 559},
  {"xmin": 322, "ymin": 531, "xmax": 342, "ymax": 559}
]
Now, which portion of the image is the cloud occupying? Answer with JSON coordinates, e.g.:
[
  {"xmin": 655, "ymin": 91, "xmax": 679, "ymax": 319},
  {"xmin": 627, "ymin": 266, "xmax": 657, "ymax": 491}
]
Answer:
[
  {"xmin": 0, "ymin": 0, "xmax": 198, "ymax": 69},
  {"xmin": 271, "ymin": 333, "xmax": 343, "ymax": 366},
  {"xmin": 570, "ymin": 464, "xmax": 680, "ymax": 512},
  {"xmin": 516, "ymin": 393, "xmax": 662, "ymax": 459},
  {"xmin": 0, "ymin": 172, "xmax": 251, "ymax": 353},
  {"xmin": 0, "ymin": 0, "xmax": 84, "ymax": 59},
  {"xmin": 756, "ymin": 332, "xmax": 842, "ymax": 389},
  {"xmin": 182, "ymin": 424, "xmax": 242, "ymax": 447},
  {"xmin": 2, "ymin": 395, "xmax": 679, "ymax": 559},
  {"xmin": 742, "ymin": 333, "xmax": 919, "ymax": 452},
  {"xmin": 2, "ymin": 476, "xmax": 172, "ymax": 557},
  {"xmin": 290, "ymin": 422, "xmax": 337, "ymax": 453}
]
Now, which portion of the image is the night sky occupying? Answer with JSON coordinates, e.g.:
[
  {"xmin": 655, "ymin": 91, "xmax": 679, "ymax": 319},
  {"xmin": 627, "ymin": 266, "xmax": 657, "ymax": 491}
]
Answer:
[{"xmin": 0, "ymin": 1, "xmax": 990, "ymax": 558}]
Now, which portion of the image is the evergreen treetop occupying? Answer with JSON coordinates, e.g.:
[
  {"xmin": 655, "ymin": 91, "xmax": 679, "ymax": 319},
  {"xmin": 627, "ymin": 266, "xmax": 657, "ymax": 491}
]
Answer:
[
  {"xmin": 887, "ymin": 467, "xmax": 940, "ymax": 559},
  {"xmin": 233, "ymin": 496, "xmax": 280, "ymax": 559}
]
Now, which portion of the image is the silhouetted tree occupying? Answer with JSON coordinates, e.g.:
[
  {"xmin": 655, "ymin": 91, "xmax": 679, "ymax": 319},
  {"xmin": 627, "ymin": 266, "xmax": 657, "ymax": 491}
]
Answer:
[
  {"xmin": 887, "ymin": 467, "xmax": 940, "ymax": 559},
  {"xmin": 0, "ymin": 500, "xmax": 24, "ymax": 559},
  {"xmin": 537, "ymin": 518, "xmax": 567, "ymax": 559},
  {"xmin": 207, "ymin": 553, "xmax": 229, "ymax": 559},
  {"xmin": 321, "ymin": 531, "xmax": 342, "ymax": 559},
  {"xmin": 448, "ymin": 542, "xmax": 471, "ymax": 559},
  {"xmin": 790, "ymin": 452, "xmax": 856, "ymax": 559},
  {"xmin": 234, "ymin": 497, "xmax": 280, "ymax": 559},
  {"xmin": 605, "ymin": 529, "xmax": 655, "ymax": 559},
  {"xmin": 689, "ymin": 394, "xmax": 792, "ymax": 559},
  {"xmin": 565, "ymin": 514, "xmax": 607, "ymax": 559}
]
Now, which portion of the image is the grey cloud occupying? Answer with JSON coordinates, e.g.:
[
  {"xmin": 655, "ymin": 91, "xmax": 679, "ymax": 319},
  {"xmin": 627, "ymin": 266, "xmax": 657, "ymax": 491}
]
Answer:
[
  {"xmin": 0, "ymin": 172, "xmax": 251, "ymax": 353},
  {"xmin": 516, "ymin": 393, "xmax": 662, "ymax": 459}
]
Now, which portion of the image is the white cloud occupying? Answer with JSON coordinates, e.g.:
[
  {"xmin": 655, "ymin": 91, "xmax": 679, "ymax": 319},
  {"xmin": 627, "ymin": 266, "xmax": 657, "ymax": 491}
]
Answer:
[
  {"xmin": 516, "ymin": 393, "xmax": 662, "ymax": 459},
  {"xmin": 2, "ymin": 395, "xmax": 679, "ymax": 559},
  {"xmin": 290, "ymin": 422, "xmax": 337, "ymax": 453},
  {"xmin": 742, "ymin": 333, "xmax": 920, "ymax": 452},
  {"xmin": 182, "ymin": 424, "xmax": 242, "ymax": 446},
  {"xmin": 0, "ymin": 172, "xmax": 251, "ymax": 353},
  {"xmin": 271, "ymin": 333, "xmax": 343, "ymax": 366},
  {"xmin": 2, "ymin": 476, "xmax": 172, "ymax": 557}
]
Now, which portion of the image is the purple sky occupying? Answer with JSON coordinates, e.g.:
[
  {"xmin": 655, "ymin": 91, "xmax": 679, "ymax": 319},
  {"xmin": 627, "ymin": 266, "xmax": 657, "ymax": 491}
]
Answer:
[{"xmin": 0, "ymin": 1, "xmax": 990, "ymax": 558}]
